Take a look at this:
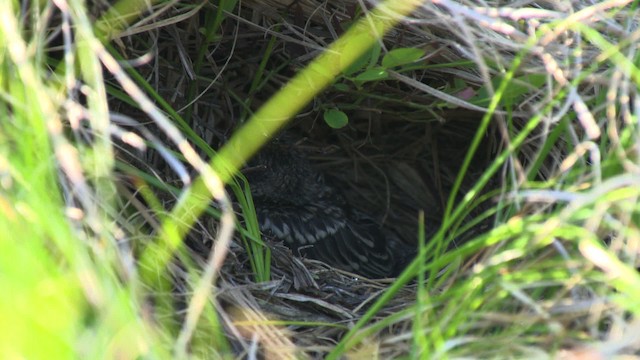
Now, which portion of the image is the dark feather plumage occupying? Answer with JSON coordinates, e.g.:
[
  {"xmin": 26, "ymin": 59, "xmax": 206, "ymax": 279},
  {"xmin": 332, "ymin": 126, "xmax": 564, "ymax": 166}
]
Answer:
[{"xmin": 245, "ymin": 142, "xmax": 413, "ymax": 278}]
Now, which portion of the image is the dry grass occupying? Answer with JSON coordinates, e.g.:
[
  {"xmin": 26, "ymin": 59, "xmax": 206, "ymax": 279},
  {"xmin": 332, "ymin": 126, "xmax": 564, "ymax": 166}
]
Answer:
[
  {"xmin": 3, "ymin": 0, "xmax": 640, "ymax": 358},
  {"xmin": 110, "ymin": 0, "xmax": 640, "ymax": 357}
]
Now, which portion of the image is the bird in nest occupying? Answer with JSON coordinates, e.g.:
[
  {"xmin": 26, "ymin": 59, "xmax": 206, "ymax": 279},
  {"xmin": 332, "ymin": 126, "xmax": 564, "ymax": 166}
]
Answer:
[{"xmin": 244, "ymin": 141, "xmax": 414, "ymax": 279}]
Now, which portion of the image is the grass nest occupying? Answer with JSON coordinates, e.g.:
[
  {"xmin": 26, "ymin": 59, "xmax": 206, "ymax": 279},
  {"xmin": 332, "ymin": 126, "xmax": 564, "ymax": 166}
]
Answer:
[{"xmin": 93, "ymin": 0, "xmax": 638, "ymax": 358}]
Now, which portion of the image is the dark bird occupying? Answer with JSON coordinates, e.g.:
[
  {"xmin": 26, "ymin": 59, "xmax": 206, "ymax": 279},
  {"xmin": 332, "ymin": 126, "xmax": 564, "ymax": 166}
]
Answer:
[{"xmin": 244, "ymin": 142, "xmax": 413, "ymax": 278}]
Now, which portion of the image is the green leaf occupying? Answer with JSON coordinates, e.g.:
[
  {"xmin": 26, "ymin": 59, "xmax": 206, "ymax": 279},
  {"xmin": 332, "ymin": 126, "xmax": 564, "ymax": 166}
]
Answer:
[
  {"xmin": 323, "ymin": 109, "xmax": 349, "ymax": 129},
  {"xmin": 333, "ymin": 83, "xmax": 350, "ymax": 91},
  {"xmin": 469, "ymin": 73, "xmax": 547, "ymax": 107},
  {"xmin": 355, "ymin": 67, "xmax": 389, "ymax": 82},
  {"xmin": 344, "ymin": 43, "xmax": 382, "ymax": 76},
  {"xmin": 366, "ymin": 42, "xmax": 382, "ymax": 69},
  {"xmin": 381, "ymin": 47, "xmax": 425, "ymax": 68}
]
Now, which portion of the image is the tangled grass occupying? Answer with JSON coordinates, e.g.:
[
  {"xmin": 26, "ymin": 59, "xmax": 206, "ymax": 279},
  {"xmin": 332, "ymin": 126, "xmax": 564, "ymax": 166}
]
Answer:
[{"xmin": 2, "ymin": 0, "xmax": 640, "ymax": 358}]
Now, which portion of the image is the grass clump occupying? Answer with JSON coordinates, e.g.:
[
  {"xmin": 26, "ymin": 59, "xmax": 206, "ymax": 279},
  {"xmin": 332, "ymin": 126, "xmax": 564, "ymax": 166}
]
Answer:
[{"xmin": 2, "ymin": 0, "xmax": 640, "ymax": 358}]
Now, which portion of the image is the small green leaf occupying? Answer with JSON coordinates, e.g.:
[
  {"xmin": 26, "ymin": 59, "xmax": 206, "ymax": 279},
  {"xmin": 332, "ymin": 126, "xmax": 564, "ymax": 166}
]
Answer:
[
  {"xmin": 323, "ymin": 109, "xmax": 349, "ymax": 129},
  {"xmin": 333, "ymin": 83, "xmax": 350, "ymax": 91},
  {"xmin": 344, "ymin": 43, "xmax": 382, "ymax": 76},
  {"xmin": 453, "ymin": 77, "xmax": 466, "ymax": 89},
  {"xmin": 367, "ymin": 43, "xmax": 382, "ymax": 69},
  {"xmin": 469, "ymin": 73, "xmax": 547, "ymax": 107},
  {"xmin": 381, "ymin": 47, "xmax": 425, "ymax": 68},
  {"xmin": 355, "ymin": 67, "xmax": 389, "ymax": 82}
]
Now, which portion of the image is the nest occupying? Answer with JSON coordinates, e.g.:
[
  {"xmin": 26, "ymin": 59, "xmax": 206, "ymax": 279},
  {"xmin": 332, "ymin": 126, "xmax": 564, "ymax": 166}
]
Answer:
[{"xmin": 103, "ymin": 0, "xmax": 626, "ymax": 357}]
